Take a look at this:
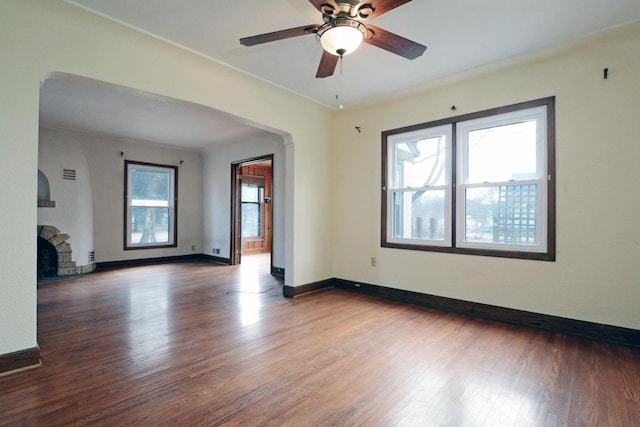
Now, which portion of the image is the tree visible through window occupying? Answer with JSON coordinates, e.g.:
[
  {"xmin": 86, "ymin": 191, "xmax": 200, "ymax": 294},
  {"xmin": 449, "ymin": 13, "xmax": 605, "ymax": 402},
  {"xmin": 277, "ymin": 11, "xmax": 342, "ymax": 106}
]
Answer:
[
  {"xmin": 389, "ymin": 125, "xmax": 452, "ymax": 246},
  {"xmin": 125, "ymin": 161, "xmax": 177, "ymax": 249}
]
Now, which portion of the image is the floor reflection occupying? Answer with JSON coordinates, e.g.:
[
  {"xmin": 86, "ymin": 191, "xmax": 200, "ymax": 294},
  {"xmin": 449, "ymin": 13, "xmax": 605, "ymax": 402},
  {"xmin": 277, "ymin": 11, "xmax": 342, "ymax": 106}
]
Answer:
[
  {"xmin": 127, "ymin": 272, "xmax": 171, "ymax": 365},
  {"xmin": 236, "ymin": 253, "xmax": 271, "ymax": 328},
  {"xmin": 463, "ymin": 373, "xmax": 536, "ymax": 426}
]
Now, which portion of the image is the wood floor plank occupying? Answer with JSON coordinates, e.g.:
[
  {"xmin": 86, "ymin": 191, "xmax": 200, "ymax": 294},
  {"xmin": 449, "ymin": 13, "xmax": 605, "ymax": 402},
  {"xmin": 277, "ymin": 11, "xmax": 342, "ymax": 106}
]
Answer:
[{"xmin": 1, "ymin": 255, "xmax": 639, "ymax": 426}]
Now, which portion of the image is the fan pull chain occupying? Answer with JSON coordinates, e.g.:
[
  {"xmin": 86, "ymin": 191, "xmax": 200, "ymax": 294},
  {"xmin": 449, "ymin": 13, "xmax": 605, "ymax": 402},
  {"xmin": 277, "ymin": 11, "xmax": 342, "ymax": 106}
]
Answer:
[{"xmin": 337, "ymin": 55, "xmax": 344, "ymax": 110}]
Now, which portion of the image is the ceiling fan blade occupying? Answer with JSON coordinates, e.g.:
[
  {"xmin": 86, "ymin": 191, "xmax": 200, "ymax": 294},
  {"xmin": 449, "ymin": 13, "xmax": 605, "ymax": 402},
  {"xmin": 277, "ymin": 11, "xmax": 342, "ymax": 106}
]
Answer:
[
  {"xmin": 365, "ymin": 0, "xmax": 413, "ymax": 18},
  {"xmin": 316, "ymin": 50, "xmax": 339, "ymax": 78},
  {"xmin": 364, "ymin": 24, "xmax": 426, "ymax": 59},
  {"xmin": 240, "ymin": 25, "xmax": 319, "ymax": 46}
]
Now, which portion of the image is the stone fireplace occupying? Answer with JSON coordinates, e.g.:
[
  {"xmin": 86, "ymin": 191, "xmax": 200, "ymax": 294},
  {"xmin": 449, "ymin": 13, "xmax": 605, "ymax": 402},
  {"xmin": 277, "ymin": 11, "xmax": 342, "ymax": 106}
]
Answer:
[
  {"xmin": 37, "ymin": 162, "xmax": 95, "ymax": 279},
  {"xmin": 37, "ymin": 225, "xmax": 95, "ymax": 278}
]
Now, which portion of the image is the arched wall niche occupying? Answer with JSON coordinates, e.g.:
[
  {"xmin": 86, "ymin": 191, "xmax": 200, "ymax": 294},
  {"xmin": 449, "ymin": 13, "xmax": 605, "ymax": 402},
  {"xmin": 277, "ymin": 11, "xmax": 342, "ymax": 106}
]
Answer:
[{"xmin": 37, "ymin": 170, "xmax": 55, "ymax": 208}]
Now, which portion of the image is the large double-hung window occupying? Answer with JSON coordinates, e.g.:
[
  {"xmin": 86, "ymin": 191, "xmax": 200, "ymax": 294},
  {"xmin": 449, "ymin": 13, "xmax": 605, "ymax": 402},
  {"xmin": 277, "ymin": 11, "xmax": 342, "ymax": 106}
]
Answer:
[
  {"xmin": 382, "ymin": 97, "xmax": 555, "ymax": 260},
  {"xmin": 125, "ymin": 160, "xmax": 178, "ymax": 249}
]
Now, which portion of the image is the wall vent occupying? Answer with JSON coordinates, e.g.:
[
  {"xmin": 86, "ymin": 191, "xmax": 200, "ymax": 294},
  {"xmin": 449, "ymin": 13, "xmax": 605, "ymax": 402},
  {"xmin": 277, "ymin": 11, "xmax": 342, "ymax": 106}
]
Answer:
[
  {"xmin": 62, "ymin": 168, "xmax": 77, "ymax": 181},
  {"xmin": 88, "ymin": 250, "xmax": 95, "ymax": 264}
]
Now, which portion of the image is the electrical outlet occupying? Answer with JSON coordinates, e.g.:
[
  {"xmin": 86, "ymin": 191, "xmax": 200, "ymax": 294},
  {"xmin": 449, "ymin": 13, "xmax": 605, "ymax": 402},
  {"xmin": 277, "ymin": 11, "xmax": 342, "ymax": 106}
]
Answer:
[
  {"xmin": 370, "ymin": 257, "xmax": 376, "ymax": 267},
  {"xmin": 213, "ymin": 248, "xmax": 220, "ymax": 255},
  {"xmin": 191, "ymin": 245, "xmax": 195, "ymax": 251}
]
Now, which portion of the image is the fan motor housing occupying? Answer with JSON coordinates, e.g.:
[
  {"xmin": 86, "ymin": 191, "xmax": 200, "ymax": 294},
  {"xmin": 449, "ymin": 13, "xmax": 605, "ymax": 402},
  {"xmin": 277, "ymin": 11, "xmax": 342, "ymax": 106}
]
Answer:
[{"xmin": 322, "ymin": 1, "xmax": 375, "ymax": 19}]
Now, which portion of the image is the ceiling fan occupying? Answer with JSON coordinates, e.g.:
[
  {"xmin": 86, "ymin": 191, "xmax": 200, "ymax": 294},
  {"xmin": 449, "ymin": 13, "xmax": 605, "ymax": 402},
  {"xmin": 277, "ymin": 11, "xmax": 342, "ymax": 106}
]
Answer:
[{"xmin": 240, "ymin": 0, "xmax": 427, "ymax": 78}]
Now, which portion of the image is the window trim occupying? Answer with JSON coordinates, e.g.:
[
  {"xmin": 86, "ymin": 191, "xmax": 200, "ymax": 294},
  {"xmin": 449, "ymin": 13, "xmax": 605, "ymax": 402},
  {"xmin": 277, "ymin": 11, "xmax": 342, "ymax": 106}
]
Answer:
[
  {"xmin": 381, "ymin": 97, "xmax": 555, "ymax": 261},
  {"xmin": 124, "ymin": 160, "xmax": 178, "ymax": 250}
]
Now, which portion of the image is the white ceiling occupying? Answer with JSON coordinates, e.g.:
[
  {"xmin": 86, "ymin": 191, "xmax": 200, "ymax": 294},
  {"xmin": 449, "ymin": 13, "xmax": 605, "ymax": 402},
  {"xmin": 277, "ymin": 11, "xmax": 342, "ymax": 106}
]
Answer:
[
  {"xmin": 41, "ymin": 0, "xmax": 640, "ymax": 149},
  {"xmin": 66, "ymin": 0, "xmax": 640, "ymax": 108},
  {"xmin": 40, "ymin": 73, "xmax": 274, "ymax": 149}
]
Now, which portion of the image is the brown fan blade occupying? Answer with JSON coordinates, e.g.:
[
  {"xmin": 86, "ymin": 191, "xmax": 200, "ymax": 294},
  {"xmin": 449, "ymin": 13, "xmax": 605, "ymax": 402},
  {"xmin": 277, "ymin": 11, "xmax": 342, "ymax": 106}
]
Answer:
[
  {"xmin": 240, "ymin": 25, "xmax": 319, "ymax": 46},
  {"xmin": 364, "ymin": 0, "xmax": 412, "ymax": 18},
  {"xmin": 364, "ymin": 24, "xmax": 426, "ymax": 59},
  {"xmin": 308, "ymin": 0, "xmax": 339, "ymax": 16},
  {"xmin": 316, "ymin": 50, "xmax": 339, "ymax": 78}
]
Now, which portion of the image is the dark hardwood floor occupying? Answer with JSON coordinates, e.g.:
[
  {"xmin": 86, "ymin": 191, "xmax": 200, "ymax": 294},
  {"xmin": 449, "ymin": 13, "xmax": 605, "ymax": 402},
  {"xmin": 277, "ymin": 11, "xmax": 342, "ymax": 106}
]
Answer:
[{"xmin": 1, "ymin": 254, "xmax": 639, "ymax": 426}]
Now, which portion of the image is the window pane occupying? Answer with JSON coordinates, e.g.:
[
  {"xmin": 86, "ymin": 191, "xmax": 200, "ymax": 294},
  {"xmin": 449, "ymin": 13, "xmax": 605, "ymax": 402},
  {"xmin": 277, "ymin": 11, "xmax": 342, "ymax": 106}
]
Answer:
[
  {"xmin": 131, "ymin": 169, "xmax": 170, "ymax": 201},
  {"xmin": 130, "ymin": 207, "xmax": 170, "ymax": 244},
  {"xmin": 242, "ymin": 203, "xmax": 260, "ymax": 237},
  {"xmin": 394, "ymin": 136, "xmax": 447, "ymax": 188},
  {"xmin": 241, "ymin": 184, "xmax": 260, "ymax": 202},
  {"xmin": 464, "ymin": 184, "xmax": 537, "ymax": 246},
  {"xmin": 392, "ymin": 190, "xmax": 446, "ymax": 241},
  {"xmin": 467, "ymin": 121, "xmax": 537, "ymax": 183}
]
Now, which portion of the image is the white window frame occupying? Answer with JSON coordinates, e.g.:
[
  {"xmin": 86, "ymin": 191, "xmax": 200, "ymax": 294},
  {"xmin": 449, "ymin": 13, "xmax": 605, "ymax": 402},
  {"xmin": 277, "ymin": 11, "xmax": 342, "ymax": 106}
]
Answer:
[
  {"xmin": 125, "ymin": 161, "xmax": 177, "ymax": 249},
  {"xmin": 456, "ymin": 106, "xmax": 548, "ymax": 253},
  {"xmin": 386, "ymin": 125, "xmax": 453, "ymax": 247}
]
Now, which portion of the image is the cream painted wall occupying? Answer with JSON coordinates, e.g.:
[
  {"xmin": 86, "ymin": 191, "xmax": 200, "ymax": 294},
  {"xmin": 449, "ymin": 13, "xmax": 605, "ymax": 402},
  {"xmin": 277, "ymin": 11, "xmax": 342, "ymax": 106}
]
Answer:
[
  {"xmin": 38, "ymin": 127, "xmax": 95, "ymax": 267},
  {"xmin": 331, "ymin": 22, "xmax": 640, "ymax": 329},
  {"xmin": 202, "ymin": 134, "xmax": 286, "ymax": 271},
  {"xmin": 0, "ymin": 0, "xmax": 333, "ymax": 355}
]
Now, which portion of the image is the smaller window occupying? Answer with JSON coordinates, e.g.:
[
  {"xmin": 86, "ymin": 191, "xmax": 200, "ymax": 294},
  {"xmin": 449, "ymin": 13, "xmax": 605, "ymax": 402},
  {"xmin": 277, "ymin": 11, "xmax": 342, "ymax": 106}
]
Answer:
[
  {"xmin": 125, "ymin": 161, "xmax": 177, "ymax": 249},
  {"xmin": 241, "ymin": 182, "xmax": 264, "ymax": 238}
]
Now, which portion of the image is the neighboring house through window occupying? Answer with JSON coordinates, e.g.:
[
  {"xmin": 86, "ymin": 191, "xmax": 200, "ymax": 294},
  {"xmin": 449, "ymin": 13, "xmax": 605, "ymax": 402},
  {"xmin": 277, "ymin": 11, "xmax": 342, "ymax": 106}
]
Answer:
[
  {"xmin": 382, "ymin": 97, "xmax": 555, "ymax": 260},
  {"xmin": 125, "ymin": 160, "xmax": 177, "ymax": 249}
]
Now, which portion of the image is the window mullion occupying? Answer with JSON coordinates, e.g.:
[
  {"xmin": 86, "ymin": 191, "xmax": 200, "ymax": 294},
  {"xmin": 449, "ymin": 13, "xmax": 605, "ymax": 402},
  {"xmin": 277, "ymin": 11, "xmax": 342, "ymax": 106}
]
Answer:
[{"xmin": 451, "ymin": 123, "xmax": 457, "ymax": 248}]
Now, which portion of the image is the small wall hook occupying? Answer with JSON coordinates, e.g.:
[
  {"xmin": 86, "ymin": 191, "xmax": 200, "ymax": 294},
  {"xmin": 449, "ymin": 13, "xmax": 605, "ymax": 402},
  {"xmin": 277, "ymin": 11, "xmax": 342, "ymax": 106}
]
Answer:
[
  {"xmin": 355, "ymin": 126, "xmax": 361, "ymax": 133},
  {"xmin": 179, "ymin": 160, "xmax": 184, "ymax": 165},
  {"xmin": 119, "ymin": 151, "xmax": 124, "ymax": 157},
  {"xmin": 451, "ymin": 105, "xmax": 457, "ymax": 111},
  {"xmin": 603, "ymin": 68, "xmax": 608, "ymax": 80}
]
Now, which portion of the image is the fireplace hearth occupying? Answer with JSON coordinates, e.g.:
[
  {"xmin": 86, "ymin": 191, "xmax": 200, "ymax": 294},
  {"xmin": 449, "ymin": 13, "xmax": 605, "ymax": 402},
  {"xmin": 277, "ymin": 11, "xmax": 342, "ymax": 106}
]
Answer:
[{"xmin": 37, "ymin": 237, "xmax": 57, "ymax": 278}]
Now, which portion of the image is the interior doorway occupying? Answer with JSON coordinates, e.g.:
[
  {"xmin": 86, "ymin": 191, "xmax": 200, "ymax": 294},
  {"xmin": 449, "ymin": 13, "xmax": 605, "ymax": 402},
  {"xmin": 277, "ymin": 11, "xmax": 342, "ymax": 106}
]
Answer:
[{"xmin": 230, "ymin": 155, "xmax": 274, "ymax": 270}]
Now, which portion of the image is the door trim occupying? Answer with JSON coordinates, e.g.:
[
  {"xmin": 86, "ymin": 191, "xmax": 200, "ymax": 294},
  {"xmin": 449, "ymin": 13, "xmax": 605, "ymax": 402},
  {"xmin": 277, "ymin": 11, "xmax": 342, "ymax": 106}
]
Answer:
[{"xmin": 229, "ymin": 154, "xmax": 274, "ymax": 269}]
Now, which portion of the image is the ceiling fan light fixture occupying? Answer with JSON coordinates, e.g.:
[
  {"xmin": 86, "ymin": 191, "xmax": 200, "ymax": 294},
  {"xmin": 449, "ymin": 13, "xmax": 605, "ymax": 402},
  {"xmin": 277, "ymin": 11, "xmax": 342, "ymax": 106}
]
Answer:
[{"xmin": 318, "ymin": 18, "xmax": 367, "ymax": 56}]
